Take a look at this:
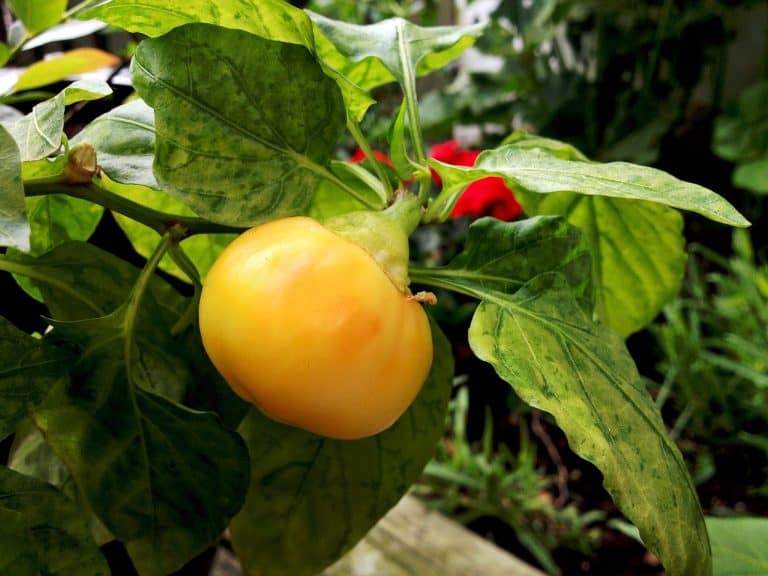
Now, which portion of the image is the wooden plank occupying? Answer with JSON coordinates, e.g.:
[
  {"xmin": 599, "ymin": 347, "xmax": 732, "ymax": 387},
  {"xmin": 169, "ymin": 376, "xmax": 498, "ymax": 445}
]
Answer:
[
  {"xmin": 321, "ymin": 495, "xmax": 546, "ymax": 576},
  {"xmin": 211, "ymin": 495, "xmax": 545, "ymax": 576}
]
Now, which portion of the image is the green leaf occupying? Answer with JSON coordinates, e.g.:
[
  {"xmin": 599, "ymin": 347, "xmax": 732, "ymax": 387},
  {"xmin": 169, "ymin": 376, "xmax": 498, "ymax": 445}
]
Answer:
[
  {"xmin": 8, "ymin": 0, "xmax": 66, "ymax": 34},
  {"xmin": 26, "ymin": 243, "xmax": 249, "ymax": 575},
  {"xmin": 0, "ymin": 466, "xmax": 110, "ymax": 576},
  {"xmin": 2, "ymin": 242, "xmax": 245, "ymax": 423},
  {"xmin": 432, "ymin": 146, "xmax": 749, "ymax": 226},
  {"xmin": 713, "ymin": 81, "xmax": 768, "ymax": 164},
  {"xmin": 230, "ymin": 317, "xmax": 453, "ymax": 576},
  {"xmin": 388, "ymin": 99, "xmax": 418, "ymax": 180},
  {"xmin": 0, "ymin": 124, "xmax": 30, "ymax": 251},
  {"xmin": 308, "ymin": 178, "xmax": 368, "ymax": 221},
  {"xmin": 310, "ymin": 12, "xmax": 485, "ymax": 93},
  {"xmin": 6, "ymin": 80, "xmax": 112, "ymax": 161},
  {"xmin": 707, "ymin": 516, "xmax": 768, "ymax": 575},
  {"xmin": 0, "ymin": 42, "xmax": 10, "ymax": 67},
  {"xmin": 9, "ymin": 195, "xmax": 103, "ymax": 304},
  {"xmin": 410, "ymin": 216, "xmax": 593, "ymax": 312},
  {"xmin": 12, "ymin": 48, "xmax": 120, "ymax": 93},
  {"xmin": 0, "ymin": 317, "xmax": 71, "ymax": 439},
  {"xmin": 131, "ymin": 23, "xmax": 346, "ymax": 226},
  {"xmin": 501, "ymin": 130, "xmax": 590, "ymax": 161},
  {"xmin": 535, "ymin": 194, "xmax": 685, "ymax": 337},
  {"xmin": 8, "ymin": 422, "xmax": 116, "ymax": 547},
  {"xmin": 34, "ymin": 358, "xmax": 249, "ymax": 576},
  {"xmin": 70, "ymin": 100, "xmax": 236, "ymax": 282},
  {"xmin": 81, "ymin": 0, "xmax": 314, "ymax": 47},
  {"xmin": 72, "ymin": 99, "xmax": 157, "ymax": 189},
  {"xmin": 23, "ymin": 195, "xmax": 103, "ymax": 257},
  {"xmin": 732, "ymin": 157, "xmax": 768, "ymax": 194},
  {"xmin": 467, "ymin": 273, "xmax": 710, "ymax": 576}
]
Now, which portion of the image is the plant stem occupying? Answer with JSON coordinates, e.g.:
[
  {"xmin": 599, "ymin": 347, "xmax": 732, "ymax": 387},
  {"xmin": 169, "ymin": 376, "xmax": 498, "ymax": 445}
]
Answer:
[
  {"xmin": 347, "ymin": 117, "xmax": 394, "ymax": 202},
  {"xmin": 24, "ymin": 179, "xmax": 245, "ymax": 238},
  {"xmin": 168, "ymin": 242, "xmax": 203, "ymax": 335},
  {"xmin": 123, "ymin": 233, "xmax": 171, "ymax": 387}
]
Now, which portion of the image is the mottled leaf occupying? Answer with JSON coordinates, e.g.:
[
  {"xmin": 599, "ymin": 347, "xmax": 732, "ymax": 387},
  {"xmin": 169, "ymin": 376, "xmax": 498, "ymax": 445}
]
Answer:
[
  {"xmin": 27, "ymin": 242, "xmax": 249, "ymax": 575},
  {"xmin": 8, "ymin": 0, "xmax": 66, "ymax": 34},
  {"xmin": 8, "ymin": 422, "xmax": 115, "ymax": 547},
  {"xmin": 410, "ymin": 216, "xmax": 593, "ymax": 312},
  {"xmin": 12, "ymin": 48, "xmax": 120, "ymax": 93},
  {"xmin": 707, "ymin": 516, "xmax": 768, "ymax": 575},
  {"xmin": 0, "ymin": 466, "xmax": 110, "ymax": 576},
  {"xmin": 72, "ymin": 99, "xmax": 157, "ymax": 189},
  {"xmin": 6, "ymin": 80, "xmax": 112, "ymax": 161},
  {"xmin": 81, "ymin": 0, "xmax": 314, "ymax": 47},
  {"xmin": 429, "ymin": 146, "xmax": 749, "ymax": 226},
  {"xmin": 310, "ymin": 12, "xmax": 485, "ymax": 93},
  {"xmin": 230, "ymin": 318, "xmax": 453, "ymax": 576},
  {"xmin": 0, "ymin": 317, "xmax": 71, "ymax": 439},
  {"xmin": 0, "ymin": 124, "xmax": 30, "ymax": 251},
  {"xmin": 34, "ymin": 348, "xmax": 249, "ymax": 576},
  {"xmin": 71, "ymin": 101, "xmax": 236, "ymax": 281},
  {"xmin": 534, "ymin": 193, "xmax": 685, "ymax": 337},
  {"xmin": 467, "ymin": 273, "xmax": 710, "ymax": 576},
  {"xmin": 131, "ymin": 23, "xmax": 345, "ymax": 226}
]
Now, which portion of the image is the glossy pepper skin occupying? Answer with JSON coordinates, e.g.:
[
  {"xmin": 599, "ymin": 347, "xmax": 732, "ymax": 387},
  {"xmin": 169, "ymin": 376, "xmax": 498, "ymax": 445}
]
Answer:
[{"xmin": 199, "ymin": 216, "xmax": 433, "ymax": 440}]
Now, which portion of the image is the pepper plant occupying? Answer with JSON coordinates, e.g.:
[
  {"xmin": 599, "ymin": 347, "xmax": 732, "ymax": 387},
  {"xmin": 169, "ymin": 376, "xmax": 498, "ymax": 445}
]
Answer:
[{"xmin": 0, "ymin": 1, "xmax": 750, "ymax": 575}]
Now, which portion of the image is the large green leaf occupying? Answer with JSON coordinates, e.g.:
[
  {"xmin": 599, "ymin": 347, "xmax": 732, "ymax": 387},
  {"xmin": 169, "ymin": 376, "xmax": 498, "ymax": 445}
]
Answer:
[
  {"xmin": 131, "ymin": 23, "xmax": 346, "ymax": 226},
  {"xmin": 81, "ymin": 0, "xmax": 314, "ymax": 47},
  {"xmin": 429, "ymin": 146, "xmax": 749, "ymax": 227},
  {"xmin": 230, "ymin": 318, "xmax": 453, "ymax": 576},
  {"xmin": 468, "ymin": 274, "xmax": 710, "ymax": 576},
  {"xmin": 428, "ymin": 143, "xmax": 745, "ymax": 335},
  {"xmin": 6, "ymin": 80, "xmax": 112, "ymax": 161},
  {"xmin": 25, "ymin": 242, "xmax": 249, "ymax": 576},
  {"xmin": 1, "ymin": 242, "xmax": 247, "ymax": 426},
  {"xmin": 0, "ymin": 317, "xmax": 71, "ymax": 439},
  {"xmin": 0, "ymin": 124, "xmax": 30, "ymax": 251},
  {"xmin": 707, "ymin": 516, "xmax": 768, "ymax": 575},
  {"xmin": 0, "ymin": 466, "xmax": 109, "ymax": 576},
  {"xmin": 8, "ymin": 422, "xmax": 115, "ymax": 547},
  {"xmin": 71, "ymin": 100, "xmax": 236, "ymax": 282},
  {"xmin": 310, "ymin": 12, "xmax": 485, "ymax": 93},
  {"xmin": 8, "ymin": 0, "xmax": 66, "ymax": 34},
  {"xmin": 411, "ymin": 218, "xmax": 710, "ymax": 576},
  {"xmin": 534, "ymin": 193, "xmax": 685, "ymax": 337}
]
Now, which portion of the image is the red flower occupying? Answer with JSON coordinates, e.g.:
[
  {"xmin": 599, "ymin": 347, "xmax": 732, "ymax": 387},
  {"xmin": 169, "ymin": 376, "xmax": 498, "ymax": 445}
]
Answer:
[
  {"xmin": 350, "ymin": 148, "xmax": 393, "ymax": 167},
  {"xmin": 429, "ymin": 140, "xmax": 521, "ymax": 222}
]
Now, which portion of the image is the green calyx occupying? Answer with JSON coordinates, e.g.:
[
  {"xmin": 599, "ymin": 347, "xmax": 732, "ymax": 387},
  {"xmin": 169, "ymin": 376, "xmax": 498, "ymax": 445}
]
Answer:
[{"xmin": 324, "ymin": 193, "xmax": 422, "ymax": 293}]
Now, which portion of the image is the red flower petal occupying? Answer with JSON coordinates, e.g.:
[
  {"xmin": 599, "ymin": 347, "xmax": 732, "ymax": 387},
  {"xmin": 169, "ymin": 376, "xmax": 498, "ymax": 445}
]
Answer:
[
  {"xmin": 350, "ymin": 148, "xmax": 393, "ymax": 167},
  {"xmin": 450, "ymin": 177, "xmax": 522, "ymax": 222}
]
